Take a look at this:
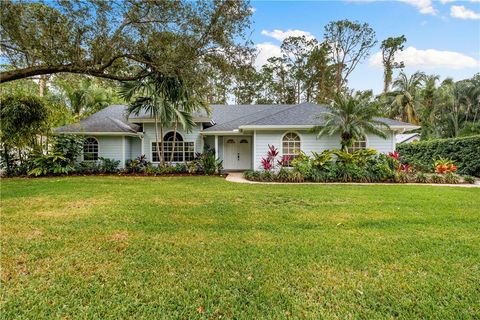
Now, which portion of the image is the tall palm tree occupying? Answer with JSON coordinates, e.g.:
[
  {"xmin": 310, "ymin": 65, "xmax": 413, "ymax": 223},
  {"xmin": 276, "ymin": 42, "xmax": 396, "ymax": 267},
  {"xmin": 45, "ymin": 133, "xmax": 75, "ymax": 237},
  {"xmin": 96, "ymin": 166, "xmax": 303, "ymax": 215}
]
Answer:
[
  {"xmin": 120, "ymin": 73, "xmax": 204, "ymax": 166},
  {"xmin": 420, "ymin": 74, "xmax": 440, "ymax": 139},
  {"xmin": 313, "ymin": 92, "xmax": 390, "ymax": 152},
  {"xmin": 435, "ymin": 79, "xmax": 475, "ymax": 137},
  {"xmin": 389, "ymin": 71, "xmax": 426, "ymax": 124}
]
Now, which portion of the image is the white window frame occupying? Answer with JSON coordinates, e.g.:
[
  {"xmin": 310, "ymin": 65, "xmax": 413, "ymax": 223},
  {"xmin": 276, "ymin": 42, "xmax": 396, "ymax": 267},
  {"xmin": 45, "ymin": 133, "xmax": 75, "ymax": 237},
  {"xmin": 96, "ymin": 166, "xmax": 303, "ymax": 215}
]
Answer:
[
  {"xmin": 150, "ymin": 132, "xmax": 195, "ymax": 163},
  {"xmin": 348, "ymin": 136, "xmax": 368, "ymax": 153},
  {"xmin": 82, "ymin": 137, "xmax": 99, "ymax": 161},
  {"xmin": 281, "ymin": 132, "xmax": 301, "ymax": 167}
]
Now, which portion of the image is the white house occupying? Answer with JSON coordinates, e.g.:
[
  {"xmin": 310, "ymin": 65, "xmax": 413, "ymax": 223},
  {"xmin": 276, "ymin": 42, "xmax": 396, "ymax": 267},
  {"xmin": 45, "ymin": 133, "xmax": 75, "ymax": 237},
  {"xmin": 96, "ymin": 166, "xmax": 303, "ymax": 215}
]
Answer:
[
  {"xmin": 396, "ymin": 133, "xmax": 420, "ymax": 144},
  {"xmin": 56, "ymin": 102, "xmax": 419, "ymax": 170}
]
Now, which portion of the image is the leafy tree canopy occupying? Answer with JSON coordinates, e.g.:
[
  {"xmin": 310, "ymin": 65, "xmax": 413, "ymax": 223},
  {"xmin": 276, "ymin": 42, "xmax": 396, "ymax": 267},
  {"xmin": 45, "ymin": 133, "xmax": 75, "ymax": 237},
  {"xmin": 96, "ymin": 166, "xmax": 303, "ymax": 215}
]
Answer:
[{"xmin": 0, "ymin": 0, "xmax": 252, "ymax": 83}]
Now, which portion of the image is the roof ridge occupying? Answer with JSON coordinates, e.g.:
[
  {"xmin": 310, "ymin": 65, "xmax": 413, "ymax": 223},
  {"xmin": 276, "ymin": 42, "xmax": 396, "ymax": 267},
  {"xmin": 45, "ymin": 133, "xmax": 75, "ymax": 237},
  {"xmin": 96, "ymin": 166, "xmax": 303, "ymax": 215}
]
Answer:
[{"xmin": 108, "ymin": 117, "xmax": 136, "ymax": 133}]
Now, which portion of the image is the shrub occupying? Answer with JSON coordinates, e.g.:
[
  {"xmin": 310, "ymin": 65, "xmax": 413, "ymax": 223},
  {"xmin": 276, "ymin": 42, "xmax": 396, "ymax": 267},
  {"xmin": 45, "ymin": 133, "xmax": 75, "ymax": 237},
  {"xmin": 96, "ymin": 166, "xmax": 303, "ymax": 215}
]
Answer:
[
  {"xmin": 74, "ymin": 161, "xmax": 101, "ymax": 174},
  {"xmin": 125, "ymin": 155, "xmax": 150, "ymax": 173},
  {"xmin": 291, "ymin": 152, "xmax": 313, "ymax": 177},
  {"xmin": 244, "ymin": 170, "xmax": 260, "ymax": 181},
  {"xmin": 98, "ymin": 157, "xmax": 120, "ymax": 173},
  {"xmin": 28, "ymin": 151, "xmax": 74, "ymax": 176},
  {"xmin": 276, "ymin": 168, "xmax": 290, "ymax": 182},
  {"xmin": 430, "ymin": 174, "xmax": 445, "ymax": 184},
  {"xmin": 53, "ymin": 135, "xmax": 84, "ymax": 162},
  {"xmin": 193, "ymin": 148, "xmax": 222, "ymax": 174},
  {"xmin": 463, "ymin": 176, "xmax": 476, "ymax": 184},
  {"xmin": 260, "ymin": 170, "xmax": 273, "ymax": 182},
  {"xmin": 288, "ymin": 170, "xmax": 305, "ymax": 183},
  {"xmin": 397, "ymin": 135, "xmax": 480, "ymax": 176},
  {"xmin": 415, "ymin": 172, "xmax": 428, "ymax": 183},
  {"xmin": 444, "ymin": 172, "xmax": 460, "ymax": 184},
  {"xmin": 394, "ymin": 171, "xmax": 409, "ymax": 183}
]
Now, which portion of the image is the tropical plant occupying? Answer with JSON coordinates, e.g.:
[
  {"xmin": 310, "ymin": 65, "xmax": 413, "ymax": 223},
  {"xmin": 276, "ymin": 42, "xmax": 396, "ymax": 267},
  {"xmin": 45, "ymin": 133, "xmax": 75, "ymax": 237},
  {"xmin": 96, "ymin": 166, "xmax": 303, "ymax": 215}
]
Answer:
[
  {"xmin": 434, "ymin": 157, "xmax": 457, "ymax": 174},
  {"xmin": 53, "ymin": 135, "xmax": 84, "ymax": 163},
  {"xmin": 120, "ymin": 73, "xmax": 204, "ymax": 166},
  {"xmin": 28, "ymin": 151, "xmax": 74, "ymax": 176},
  {"xmin": 313, "ymin": 92, "xmax": 389, "ymax": 151},
  {"xmin": 193, "ymin": 148, "xmax": 222, "ymax": 175},
  {"xmin": 389, "ymin": 71, "xmax": 425, "ymax": 124}
]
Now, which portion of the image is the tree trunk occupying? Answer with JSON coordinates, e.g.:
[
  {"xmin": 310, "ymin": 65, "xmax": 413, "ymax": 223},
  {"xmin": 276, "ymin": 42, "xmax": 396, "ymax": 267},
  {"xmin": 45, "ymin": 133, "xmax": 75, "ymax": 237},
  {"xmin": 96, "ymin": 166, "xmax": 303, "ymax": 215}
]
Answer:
[
  {"xmin": 160, "ymin": 126, "xmax": 165, "ymax": 167},
  {"xmin": 154, "ymin": 115, "xmax": 162, "ymax": 166},
  {"xmin": 39, "ymin": 75, "xmax": 49, "ymax": 97},
  {"xmin": 170, "ymin": 119, "xmax": 178, "ymax": 164}
]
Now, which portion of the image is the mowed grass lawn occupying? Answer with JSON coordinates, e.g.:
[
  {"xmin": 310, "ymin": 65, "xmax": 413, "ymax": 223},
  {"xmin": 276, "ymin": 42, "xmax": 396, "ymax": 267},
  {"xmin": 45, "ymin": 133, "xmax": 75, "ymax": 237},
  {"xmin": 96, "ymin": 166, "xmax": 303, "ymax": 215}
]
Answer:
[{"xmin": 1, "ymin": 176, "xmax": 479, "ymax": 319}]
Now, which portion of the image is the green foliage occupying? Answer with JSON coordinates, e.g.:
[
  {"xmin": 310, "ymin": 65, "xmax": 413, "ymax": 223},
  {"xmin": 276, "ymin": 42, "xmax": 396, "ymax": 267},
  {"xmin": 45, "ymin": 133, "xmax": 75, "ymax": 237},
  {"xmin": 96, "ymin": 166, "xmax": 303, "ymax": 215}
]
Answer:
[
  {"xmin": 53, "ymin": 135, "xmax": 84, "ymax": 162},
  {"xmin": 193, "ymin": 148, "xmax": 223, "ymax": 175},
  {"xmin": 0, "ymin": 93, "xmax": 49, "ymax": 149},
  {"xmin": 444, "ymin": 173, "xmax": 460, "ymax": 184},
  {"xmin": 430, "ymin": 174, "xmax": 445, "ymax": 184},
  {"xmin": 415, "ymin": 172, "xmax": 428, "ymax": 183},
  {"xmin": 462, "ymin": 176, "xmax": 476, "ymax": 184},
  {"xmin": 28, "ymin": 151, "xmax": 74, "ymax": 176},
  {"xmin": 397, "ymin": 135, "xmax": 480, "ymax": 176},
  {"xmin": 312, "ymin": 92, "xmax": 389, "ymax": 151},
  {"xmin": 394, "ymin": 171, "xmax": 409, "ymax": 183}
]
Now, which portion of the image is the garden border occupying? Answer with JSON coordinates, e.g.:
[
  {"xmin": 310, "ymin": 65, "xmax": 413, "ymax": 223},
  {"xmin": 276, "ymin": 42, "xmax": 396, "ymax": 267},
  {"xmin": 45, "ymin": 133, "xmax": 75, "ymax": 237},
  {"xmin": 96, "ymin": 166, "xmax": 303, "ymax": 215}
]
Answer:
[{"xmin": 226, "ymin": 172, "xmax": 480, "ymax": 187}]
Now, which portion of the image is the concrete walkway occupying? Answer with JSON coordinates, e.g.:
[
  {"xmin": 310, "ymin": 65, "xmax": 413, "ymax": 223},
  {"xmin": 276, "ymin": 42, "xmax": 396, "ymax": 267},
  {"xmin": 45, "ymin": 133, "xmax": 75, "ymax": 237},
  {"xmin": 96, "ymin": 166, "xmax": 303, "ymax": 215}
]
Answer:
[{"xmin": 226, "ymin": 172, "xmax": 480, "ymax": 188}]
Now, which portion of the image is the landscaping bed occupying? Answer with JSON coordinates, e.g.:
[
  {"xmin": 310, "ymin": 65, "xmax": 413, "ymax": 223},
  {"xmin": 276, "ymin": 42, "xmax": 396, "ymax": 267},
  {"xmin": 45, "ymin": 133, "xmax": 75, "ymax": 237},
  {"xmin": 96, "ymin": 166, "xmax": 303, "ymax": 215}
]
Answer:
[{"xmin": 243, "ymin": 145, "xmax": 476, "ymax": 185}]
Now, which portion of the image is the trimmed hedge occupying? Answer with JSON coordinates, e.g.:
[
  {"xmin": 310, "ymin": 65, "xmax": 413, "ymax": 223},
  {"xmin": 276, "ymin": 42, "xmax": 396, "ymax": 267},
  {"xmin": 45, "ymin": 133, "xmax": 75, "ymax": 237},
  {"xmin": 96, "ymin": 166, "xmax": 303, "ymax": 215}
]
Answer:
[{"xmin": 397, "ymin": 135, "xmax": 480, "ymax": 176}]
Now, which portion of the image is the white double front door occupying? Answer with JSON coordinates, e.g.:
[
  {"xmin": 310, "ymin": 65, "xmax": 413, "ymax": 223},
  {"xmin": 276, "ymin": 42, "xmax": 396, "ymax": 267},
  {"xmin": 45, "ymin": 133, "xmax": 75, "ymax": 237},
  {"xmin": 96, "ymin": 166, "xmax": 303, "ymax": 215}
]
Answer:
[{"xmin": 224, "ymin": 137, "xmax": 252, "ymax": 170}]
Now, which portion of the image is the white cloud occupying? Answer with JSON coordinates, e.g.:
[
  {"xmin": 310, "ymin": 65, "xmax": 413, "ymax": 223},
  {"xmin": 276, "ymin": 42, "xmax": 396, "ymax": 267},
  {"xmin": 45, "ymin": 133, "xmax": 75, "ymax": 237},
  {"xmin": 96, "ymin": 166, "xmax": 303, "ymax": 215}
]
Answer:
[
  {"xmin": 450, "ymin": 5, "xmax": 480, "ymax": 20},
  {"xmin": 369, "ymin": 46, "xmax": 480, "ymax": 69},
  {"xmin": 398, "ymin": 0, "xmax": 436, "ymax": 15},
  {"xmin": 261, "ymin": 29, "xmax": 315, "ymax": 42},
  {"xmin": 255, "ymin": 42, "xmax": 282, "ymax": 68},
  {"xmin": 249, "ymin": 7, "xmax": 256, "ymax": 13},
  {"xmin": 440, "ymin": 0, "xmax": 480, "ymax": 3}
]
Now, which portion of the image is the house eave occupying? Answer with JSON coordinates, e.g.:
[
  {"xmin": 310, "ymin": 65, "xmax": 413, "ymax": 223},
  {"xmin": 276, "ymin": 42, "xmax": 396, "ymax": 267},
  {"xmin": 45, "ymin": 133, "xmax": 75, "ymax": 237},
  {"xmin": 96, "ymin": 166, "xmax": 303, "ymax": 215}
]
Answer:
[
  {"xmin": 128, "ymin": 117, "xmax": 211, "ymax": 123},
  {"xmin": 54, "ymin": 131, "xmax": 142, "ymax": 137}
]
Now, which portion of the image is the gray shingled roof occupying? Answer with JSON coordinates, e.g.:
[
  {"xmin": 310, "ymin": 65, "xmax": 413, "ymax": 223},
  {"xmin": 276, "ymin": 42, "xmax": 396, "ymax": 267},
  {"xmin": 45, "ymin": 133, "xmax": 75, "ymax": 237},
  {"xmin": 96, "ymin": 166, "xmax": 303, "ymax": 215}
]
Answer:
[
  {"xmin": 56, "ymin": 102, "xmax": 418, "ymax": 134},
  {"xmin": 204, "ymin": 102, "xmax": 417, "ymax": 131},
  {"xmin": 56, "ymin": 105, "xmax": 140, "ymax": 134}
]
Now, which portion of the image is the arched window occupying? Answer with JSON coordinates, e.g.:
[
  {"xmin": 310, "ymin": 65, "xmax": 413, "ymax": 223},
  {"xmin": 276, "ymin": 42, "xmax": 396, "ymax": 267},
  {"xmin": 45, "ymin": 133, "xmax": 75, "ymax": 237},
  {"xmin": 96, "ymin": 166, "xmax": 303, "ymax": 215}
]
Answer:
[
  {"xmin": 152, "ymin": 132, "xmax": 194, "ymax": 162},
  {"xmin": 163, "ymin": 131, "xmax": 183, "ymax": 142},
  {"xmin": 282, "ymin": 132, "xmax": 301, "ymax": 166},
  {"xmin": 83, "ymin": 137, "xmax": 98, "ymax": 161},
  {"xmin": 348, "ymin": 136, "xmax": 367, "ymax": 153}
]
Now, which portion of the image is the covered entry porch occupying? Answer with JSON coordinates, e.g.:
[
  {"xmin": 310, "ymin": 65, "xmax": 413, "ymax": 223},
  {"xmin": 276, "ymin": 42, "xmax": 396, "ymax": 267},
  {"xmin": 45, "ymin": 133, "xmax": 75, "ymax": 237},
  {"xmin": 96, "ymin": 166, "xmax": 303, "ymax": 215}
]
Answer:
[{"xmin": 203, "ymin": 133, "xmax": 253, "ymax": 171}]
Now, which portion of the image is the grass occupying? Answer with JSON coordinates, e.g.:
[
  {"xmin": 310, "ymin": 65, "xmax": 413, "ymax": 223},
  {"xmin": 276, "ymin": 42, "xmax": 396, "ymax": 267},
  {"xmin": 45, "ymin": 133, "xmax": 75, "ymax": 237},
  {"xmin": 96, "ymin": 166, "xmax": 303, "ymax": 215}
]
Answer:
[{"xmin": 1, "ymin": 176, "xmax": 479, "ymax": 319}]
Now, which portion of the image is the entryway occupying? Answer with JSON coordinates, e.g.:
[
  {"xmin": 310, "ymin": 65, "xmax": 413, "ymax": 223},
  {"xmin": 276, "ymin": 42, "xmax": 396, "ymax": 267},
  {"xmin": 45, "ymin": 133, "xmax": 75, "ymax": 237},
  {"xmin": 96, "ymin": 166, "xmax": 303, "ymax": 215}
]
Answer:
[{"xmin": 223, "ymin": 137, "xmax": 252, "ymax": 170}]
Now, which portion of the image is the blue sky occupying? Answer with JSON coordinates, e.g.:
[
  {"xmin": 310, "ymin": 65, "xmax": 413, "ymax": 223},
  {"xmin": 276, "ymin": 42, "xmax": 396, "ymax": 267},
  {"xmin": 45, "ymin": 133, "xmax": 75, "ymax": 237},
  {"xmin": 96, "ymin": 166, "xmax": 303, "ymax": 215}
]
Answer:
[{"xmin": 248, "ymin": 0, "xmax": 480, "ymax": 93}]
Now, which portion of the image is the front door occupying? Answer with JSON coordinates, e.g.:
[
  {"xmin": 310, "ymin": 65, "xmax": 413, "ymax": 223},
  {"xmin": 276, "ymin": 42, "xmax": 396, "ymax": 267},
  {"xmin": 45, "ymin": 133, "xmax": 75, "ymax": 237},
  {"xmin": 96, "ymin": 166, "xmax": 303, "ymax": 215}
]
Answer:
[{"xmin": 224, "ymin": 137, "xmax": 251, "ymax": 170}]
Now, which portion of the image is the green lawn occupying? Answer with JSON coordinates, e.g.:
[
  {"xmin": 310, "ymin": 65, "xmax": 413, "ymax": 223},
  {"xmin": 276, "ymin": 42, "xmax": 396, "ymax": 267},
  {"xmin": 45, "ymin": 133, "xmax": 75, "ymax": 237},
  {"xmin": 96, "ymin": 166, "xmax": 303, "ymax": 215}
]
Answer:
[{"xmin": 1, "ymin": 176, "xmax": 479, "ymax": 319}]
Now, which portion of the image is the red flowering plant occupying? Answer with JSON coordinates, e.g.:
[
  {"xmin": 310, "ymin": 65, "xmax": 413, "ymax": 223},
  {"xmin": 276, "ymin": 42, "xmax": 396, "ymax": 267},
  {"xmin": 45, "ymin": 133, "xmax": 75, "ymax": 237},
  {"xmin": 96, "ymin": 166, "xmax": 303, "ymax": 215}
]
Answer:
[
  {"xmin": 260, "ymin": 145, "xmax": 291, "ymax": 171},
  {"xmin": 260, "ymin": 144, "xmax": 280, "ymax": 171},
  {"xmin": 434, "ymin": 157, "xmax": 458, "ymax": 174},
  {"xmin": 388, "ymin": 151, "xmax": 400, "ymax": 160},
  {"xmin": 277, "ymin": 155, "xmax": 292, "ymax": 167}
]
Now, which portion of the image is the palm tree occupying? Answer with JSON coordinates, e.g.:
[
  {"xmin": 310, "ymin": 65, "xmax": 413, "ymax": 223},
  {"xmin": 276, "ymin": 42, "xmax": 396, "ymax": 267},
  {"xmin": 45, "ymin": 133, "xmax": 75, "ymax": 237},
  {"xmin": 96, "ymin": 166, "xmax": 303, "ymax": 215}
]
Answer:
[
  {"xmin": 120, "ymin": 73, "xmax": 204, "ymax": 166},
  {"xmin": 389, "ymin": 71, "xmax": 426, "ymax": 124},
  {"xmin": 313, "ymin": 92, "xmax": 390, "ymax": 152},
  {"xmin": 435, "ymin": 79, "xmax": 476, "ymax": 137}
]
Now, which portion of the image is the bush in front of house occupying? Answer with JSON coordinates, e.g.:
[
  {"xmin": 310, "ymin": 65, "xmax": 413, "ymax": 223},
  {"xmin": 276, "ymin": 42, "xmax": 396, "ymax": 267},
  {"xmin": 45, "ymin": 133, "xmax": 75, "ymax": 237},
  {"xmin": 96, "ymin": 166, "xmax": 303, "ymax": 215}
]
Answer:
[
  {"xmin": 397, "ymin": 135, "xmax": 480, "ymax": 177},
  {"xmin": 243, "ymin": 146, "xmax": 470, "ymax": 184}
]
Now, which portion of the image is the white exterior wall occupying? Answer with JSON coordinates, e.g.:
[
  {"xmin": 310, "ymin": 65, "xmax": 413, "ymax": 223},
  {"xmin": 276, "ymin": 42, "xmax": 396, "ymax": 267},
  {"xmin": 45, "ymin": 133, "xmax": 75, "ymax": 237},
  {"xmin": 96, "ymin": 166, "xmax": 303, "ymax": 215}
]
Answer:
[
  {"xmin": 253, "ymin": 130, "xmax": 395, "ymax": 170},
  {"xmin": 142, "ymin": 123, "xmax": 203, "ymax": 163},
  {"xmin": 93, "ymin": 136, "xmax": 125, "ymax": 167},
  {"xmin": 129, "ymin": 137, "xmax": 142, "ymax": 160}
]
